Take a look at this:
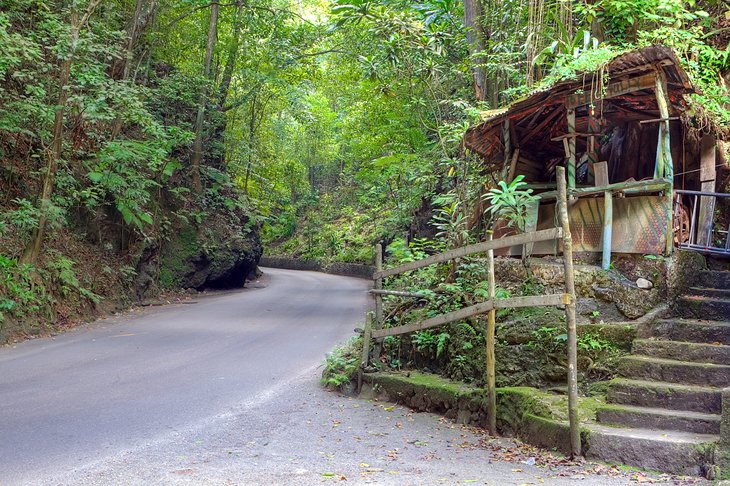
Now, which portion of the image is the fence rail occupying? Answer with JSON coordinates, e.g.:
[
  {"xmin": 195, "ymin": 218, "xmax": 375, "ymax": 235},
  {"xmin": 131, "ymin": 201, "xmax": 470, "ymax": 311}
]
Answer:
[
  {"xmin": 370, "ymin": 293, "xmax": 570, "ymax": 339},
  {"xmin": 373, "ymin": 227, "xmax": 562, "ymax": 280},
  {"xmin": 360, "ymin": 166, "xmax": 581, "ymax": 458}
]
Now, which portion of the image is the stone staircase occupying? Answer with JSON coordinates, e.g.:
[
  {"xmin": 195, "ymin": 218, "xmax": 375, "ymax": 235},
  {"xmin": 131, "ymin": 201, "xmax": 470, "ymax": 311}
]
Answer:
[{"xmin": 589, "ymin": 269, "xmax": 730, "ymax": 476}]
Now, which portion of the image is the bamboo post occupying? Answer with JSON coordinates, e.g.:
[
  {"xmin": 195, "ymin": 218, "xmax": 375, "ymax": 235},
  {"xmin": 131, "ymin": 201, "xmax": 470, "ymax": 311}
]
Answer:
[
  {"xmin": 375, "ymin": 243, "xmax": 383, "ymax": 327},
  {"xmin": 566, "ymin": 109, "xmax": 577, "ymax": 190},
  {"xmin": 602, "ymin": 191, "xmax": 613, "ymax": 270},
  {"xmin": 373, "ymin": 243, "xmax": 384, "ymax": 358},
  {"xmin": 361, "ymin": 312, "xmax": 373, "ymax": 368},
  {"xmin": 556, "ymin": 166, "xmax": 581, "ymax": 458},
  {"xmin": 654, "ymin": 72, "xmax": 675, "ymax": 255},
  {"xmin": 485, "ymin": 231, "xmax": 497, "ymax": 435}
]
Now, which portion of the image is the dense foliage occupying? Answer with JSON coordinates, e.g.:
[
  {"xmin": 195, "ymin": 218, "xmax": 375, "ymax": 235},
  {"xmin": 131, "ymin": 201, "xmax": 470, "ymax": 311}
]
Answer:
[{"xmin": 0, "ymin": 0, "xmax": 728, "ymax": 351}]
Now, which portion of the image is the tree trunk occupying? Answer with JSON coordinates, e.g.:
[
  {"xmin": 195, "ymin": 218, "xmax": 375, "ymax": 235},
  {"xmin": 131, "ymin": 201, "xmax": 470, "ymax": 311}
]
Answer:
[
  {"xmin": 218, "ymin": 0, "xmax": 244, "ymax": 108},
  {"xmin": 111, "ymin": 0, "xmax": 157, "ymax": 138},
  {"xmin": 243, "ymin": 92, "xmax": 257, "ymax": 194},
  {"xmin": 208, "ymin": 0, "xmax": 245, "ymax": 170},
  {"xmin": 463, "ymin": 0, "xmax": 488, "ymax": 102},
  {"xmin": 190, "ymin": 1, "xmax": 219, "ymax": 194},
  {"xmin": 21, "ymin": 0, "xmax": 101, "ymax": 265}
]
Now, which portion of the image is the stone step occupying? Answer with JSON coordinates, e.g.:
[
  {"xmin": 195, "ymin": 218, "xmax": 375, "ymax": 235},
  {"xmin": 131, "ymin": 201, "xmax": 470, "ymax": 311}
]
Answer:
[
  {"xmin": 697, "ymin": 270, "xmax": 730, "ymax": 289},
  {"xmin": 689, "ymin": 286, "xmax": 730, "ymax": 299},
  {"xmin": 607, "ymin": 378, "xmax": 722, "ymax": 413},
  {"xmin": 618, "ymin": 355, "xmax": 730, "ymax": 387},
  {"xmin": 596, "ymin": 404, "xmax": 720, "ymax": 434},
  {"xmin": 676, "ymin": 295, "xmax": 730, "ymax": 320},
  {"xmin": 637, "ymin": 319, "xmax": 730, "ymax": 345},
  {"xmin": 586, "ymin": 424, "xmax": 717, "ymax": 477},
  {"xmin": 632, "ymin": 339, "xmax": 730, "ymax": 365}
]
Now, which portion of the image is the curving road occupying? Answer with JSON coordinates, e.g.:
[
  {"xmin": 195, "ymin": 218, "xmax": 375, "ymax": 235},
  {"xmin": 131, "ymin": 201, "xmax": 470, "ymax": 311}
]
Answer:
[
  {"xmin": 0, "ymin": 268, "xmax": 661, "ymax": 485},
  {"xmin": 0, "ymin": 268, "xmax": 370, "ymax": 485}
]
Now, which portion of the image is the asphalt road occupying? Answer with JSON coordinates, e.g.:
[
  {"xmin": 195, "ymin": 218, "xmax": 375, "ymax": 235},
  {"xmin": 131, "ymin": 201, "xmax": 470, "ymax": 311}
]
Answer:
[
  {"xmin": 0, "ymin": 268, "xmax": 369, "ymax": 485},
  {"xmin": 0, "ymin": 268, "xmax": 687, "ymax": 485}
]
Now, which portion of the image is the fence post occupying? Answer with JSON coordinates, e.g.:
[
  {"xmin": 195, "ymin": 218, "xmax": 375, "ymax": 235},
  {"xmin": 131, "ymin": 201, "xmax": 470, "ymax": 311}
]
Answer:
[
  {"xmin": 358, "ymin": 312, "xmax": 374, "ymax": 395},
  {"xmin": 375, "ymin": 243, "xmax": 383, "ymax": 327},
  {"xmin": 361, "ymin": 312, "xmax": 373, "ymax": 368},
  {"xmin": 556, "ymin": 166, "xmax": 582, "ymax": 458},
  {"xmin": 485, "ymin": 231, "xmax": 497, "ymax": 435},
  {"xmin": 372, "ymin": 243, "xmax": 384, "ymax": 359}
]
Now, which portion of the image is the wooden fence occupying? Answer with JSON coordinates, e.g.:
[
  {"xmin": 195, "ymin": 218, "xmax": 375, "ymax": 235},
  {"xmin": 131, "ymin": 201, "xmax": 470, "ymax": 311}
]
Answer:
[{"xmin": 360, "ymin": 166, "xmax": 581, "ymax": 458}]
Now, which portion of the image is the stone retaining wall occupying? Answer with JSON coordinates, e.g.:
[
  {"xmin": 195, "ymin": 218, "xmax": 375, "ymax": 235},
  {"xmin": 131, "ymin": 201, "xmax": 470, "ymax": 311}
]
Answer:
[{"xmin": 259, "ymin": 256, "xmax": 374, "ymax": 279}]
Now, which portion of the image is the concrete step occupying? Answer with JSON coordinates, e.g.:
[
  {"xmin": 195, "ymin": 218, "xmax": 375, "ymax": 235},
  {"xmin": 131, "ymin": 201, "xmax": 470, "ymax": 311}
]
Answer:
[
  {"xmin": 596, "ymin": 404, "xmax": 720, "ymax": 435},
  {"xmin": 637, "ymin": 319, "xmax": 730, "ymax": 345},
  {"xmin": 697, "ymin": 270, "xmax": 730, "ymax": 289},
  {"xmin": 676, "ymin": 295, "xmax": 730, "ymax": 320},
  {"xmin": 607, "ymin": 378, "xmax": 722, "ymax": 413},
  {"xmin": 689, "ymin": 286, "xmax": 730, "ymax": 299},
  {"xmin": 618, "ymin": 355, "xmax": 730, "ymax": 387},
  {"xmin": 586, "ymin": 423, "xmax": 717, "ymax": 477},
  {"xmin": 632, "ymin": 339, "xmax": 730, "ymax": 365}
]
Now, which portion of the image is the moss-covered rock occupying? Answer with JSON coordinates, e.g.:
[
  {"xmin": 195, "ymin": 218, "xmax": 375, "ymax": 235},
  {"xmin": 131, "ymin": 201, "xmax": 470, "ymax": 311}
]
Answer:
[{"xmin": 155, "ymin": 210, "xmax": 261, "ymax": 293}]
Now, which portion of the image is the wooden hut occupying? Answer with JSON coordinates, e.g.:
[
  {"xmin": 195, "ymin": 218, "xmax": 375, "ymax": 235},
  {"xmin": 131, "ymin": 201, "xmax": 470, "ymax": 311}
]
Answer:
[{"xmin": 463, "ymin": 46, "xmax": 730, "ymax": 266}]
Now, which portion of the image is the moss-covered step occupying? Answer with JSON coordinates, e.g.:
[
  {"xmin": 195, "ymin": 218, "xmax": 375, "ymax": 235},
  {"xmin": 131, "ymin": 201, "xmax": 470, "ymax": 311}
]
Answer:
[
  {"xmin": 632, "ymin": 339, "xmax": 730, "ymax": 365},
  {"xmin": 697, "ymin": 271, "xmax": 730, "ymax": 289},
  {"xmin": 585, "ymin": 423, "xmax": 717, "ymax": 477},
  {"xmin": 689, "ymin": 286, "xmax": 730, "ymax": 300},
  {"xmin": 676, "ymin": 295, "xmax": 730, "ymax": 320},
  {"xmin": 606, "ymin": 378, "xmax": 722, "ymax": 413},
  {"xmin": 637, "ymin": 319, "xmax": 730, "ymax": 345},
  {"xmin": 618, "ymin": 355, "xmax": 730, "ymax": 387},
  {"xmin": 359, "ymin": 371, "xmax": 719, "ymax": 476},
  {"xmin": 596, "ymin": 403, "xmax": 720, "ymax": 434}
]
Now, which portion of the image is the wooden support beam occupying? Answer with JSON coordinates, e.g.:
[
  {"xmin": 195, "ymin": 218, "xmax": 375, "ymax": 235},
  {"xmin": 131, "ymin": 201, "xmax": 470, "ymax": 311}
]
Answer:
[
  {"xmin": 697, "ymin": 135, "xmax": 717, "ymax": 246},
  {"xmin": 536, "ymin": 179, "xmax": 669, "ymax": 201},
  {"xmin": 374, "ymin": 228, "xmax": 562, "ymax": 280},
  {"xmin": 524, "ymin": 105, "xmax": 563, "ymax": 142},
  {"xmin": 370, "ymin": 294, "xmax": 569, "ymax": 339},
  {"xmin": 594, "ymin": 161, "xmax": 609, "ymax": 187},
  {"xmin": 566, "ymin": 72, "xmax": 656, "ymax": 108},
  {"xmin": 551, "ymin": 133, "xmax": 601, "ymax": 142},
  {"xmin": 639, "ymin": 117, "xmax": 679, "ymax": 124}
]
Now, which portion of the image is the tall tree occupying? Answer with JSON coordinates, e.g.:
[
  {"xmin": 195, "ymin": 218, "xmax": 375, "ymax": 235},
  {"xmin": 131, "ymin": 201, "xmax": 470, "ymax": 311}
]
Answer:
[
  {"xmin": 190, "ymin": 1, "xmax": 219, "ymax": 194},
  {"xmin": 463, "ymin": 0, "xmax": 489, "ymax": 102},
  {"xmin": 21, "ymin": 0, "xmax": 102, "ymax": 265}
]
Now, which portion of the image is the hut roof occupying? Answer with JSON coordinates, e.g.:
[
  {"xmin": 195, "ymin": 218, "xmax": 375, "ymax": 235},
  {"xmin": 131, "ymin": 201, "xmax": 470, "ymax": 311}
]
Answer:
[{"xmin": 463, "ymin": 46, "xmax": 695, "ymax": 165}]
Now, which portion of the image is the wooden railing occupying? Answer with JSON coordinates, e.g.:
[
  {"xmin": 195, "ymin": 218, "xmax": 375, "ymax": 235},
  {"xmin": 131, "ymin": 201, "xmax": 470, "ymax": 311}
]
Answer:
[
  {"xmin": 535, "ymin": 169, "xmax": 673, "ymax": 269},
  {"xmin": 361, "ymin": 166, "xmax": 582, "ymax": 458},
  {"xmin": 674, "ymin": 189, "xmax": 730, "ymax": 256}
]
